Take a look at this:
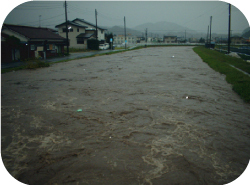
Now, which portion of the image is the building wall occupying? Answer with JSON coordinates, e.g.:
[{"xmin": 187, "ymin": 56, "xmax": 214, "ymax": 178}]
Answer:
[
  {"xmin": 164, "ymin": 36, "xmax": 177, "ymax": 43},
  {"xmin": 73, "ymin": 20, "xmax": 105, "ymax": 41},
  {"xmin": 2, "ymin": 28, "xmax": 66, "ymax": 62},
  {"xmin": 231, "ymin": 37, "xmax": 245, "ymax": 44},
  {"xmin": 57, "ymin": 25, "xmax": 87, "ymax": 49},
  {"xmin": 113, "ymin": 35, "xmax": 136, "ymax": 44},
  {"xmin": 2, "ymin": 29, "xmax": 29, "ymax": 42}
]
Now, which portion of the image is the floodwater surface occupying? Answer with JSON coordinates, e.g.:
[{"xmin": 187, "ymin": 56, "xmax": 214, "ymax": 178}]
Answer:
[{"xmin": 1, "ymin": 46, "xmax": 250, "ymax": 185}]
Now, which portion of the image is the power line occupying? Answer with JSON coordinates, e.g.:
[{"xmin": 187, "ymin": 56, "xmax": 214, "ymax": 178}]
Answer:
[
  {"xmin": 18, "ymin": 13, "xmax": 65, "ymax": 26},
  {"xmin": 97, "ymin": 11, "xmax": 123, "ymax": 22},
  {"xmin": 15, "ymin": 7, "xmax": 63, "ymax": 10},
  {"xmin": 182, "ymin": 4, "xmax": 227, "ymax": 27},
  {"xmin": 69, "ymin": 4, "xmax": 92, "ymax": 13}
]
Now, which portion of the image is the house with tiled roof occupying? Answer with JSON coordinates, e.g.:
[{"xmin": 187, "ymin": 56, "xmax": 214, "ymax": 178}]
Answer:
[
  {"xmin": 55, "ymin": 18, "xmax": 106, "ymax": 49},
  {"xmin": 1, "ymin": 24, "xmax": 67, "ymax": 62}
]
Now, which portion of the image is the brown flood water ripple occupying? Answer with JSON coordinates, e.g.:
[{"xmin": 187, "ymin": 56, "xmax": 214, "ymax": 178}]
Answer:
[{"xmin": 1, "ymin": 47, "xmax": 250, "ymax": 185}]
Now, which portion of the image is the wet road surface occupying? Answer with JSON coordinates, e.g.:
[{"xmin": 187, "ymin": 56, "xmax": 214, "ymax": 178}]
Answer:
[
  {"xmin": 1, "ymin": 46, "xmax": 250, "ymax": 185},
  {"xmin": 1, "ymin": 49, "xmax": 116, "ymax": 69}
]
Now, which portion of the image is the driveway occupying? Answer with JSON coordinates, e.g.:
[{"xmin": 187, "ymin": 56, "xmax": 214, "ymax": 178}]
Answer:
[{"xmin": 1, "ymin": 46, "xmax": 250, "ymax": 185}]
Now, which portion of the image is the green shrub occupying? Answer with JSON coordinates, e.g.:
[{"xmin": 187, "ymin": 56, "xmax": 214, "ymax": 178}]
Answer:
[
  {"xmin": 25, "ymin": 58, "xmax": 50, "ymax": 69},
  {"xmin": 87, "ymin": 39, "xmax": 99, "ymax": 50}
]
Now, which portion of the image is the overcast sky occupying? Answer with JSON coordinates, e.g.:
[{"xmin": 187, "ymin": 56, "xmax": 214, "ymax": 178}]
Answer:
[{"xmin": 2, "ymin": 0, "xmax": 250, "ymax": 34}]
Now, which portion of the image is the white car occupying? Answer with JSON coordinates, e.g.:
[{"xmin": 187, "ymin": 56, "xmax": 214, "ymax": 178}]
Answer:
[
  {"xmin": 104, "ymin": 43, "xmax": 109, "ymax": 49},
  {"xmin": 99, "ymin": 44, "xmax": 105, "ymax": 50},
  {"xmin": 99, "ymin": 43, "xmax": 110, "ymax": 50}
]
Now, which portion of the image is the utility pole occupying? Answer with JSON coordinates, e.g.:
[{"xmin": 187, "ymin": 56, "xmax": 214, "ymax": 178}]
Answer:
[
  {"xmin": 209, "ymin": 16, "xmax": 212, "ymax": 45},
  {"xmin": 228, "ymin": 4, "xmax": 231, "ymax": 54},
  {"xmin": 39, "ymin": 15, "xmax": 41, "ymax": 27},
  {"xmin": 207, "ymin": 25, "xmax": 209, "ymax": 44},
  {"xmin": 220, "ymin": 36, "xmax": 222, "ymax": 51},
  {"xmin": 145, "ymin": 28, "xmax": 148, "ymax": 46},
  {"xmin": 95, "ymin": 9, "xmax": 98, "ymax": 40},
  {"xmin": 64, "ymin": 0, "xmax": 69, "ymax": 54},
  {"xmin": 124, "ymin": 16, "xmax": 126, "ymax": 49},
  {"xmin": 185, "ymin": 30, "xmax": 186, "ymax": 43}
]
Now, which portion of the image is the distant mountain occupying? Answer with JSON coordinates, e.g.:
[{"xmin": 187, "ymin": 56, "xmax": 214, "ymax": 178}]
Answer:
[
  {"xmin": 105, "ymin": 26, "xmax": 142, "ymax": 36},
  {"xmin": 134, "ymin": 21, "xmax": 191, "ymax": 32},
  {"xmin": 105, "ymin": 21, "xmax": 209, "ymax": 39},
  {"xmin": 133, "ymin": 21, "xmax": 195, "ymax": 37},
  {"xmin": 242, "ymin": 27, "xmax": 250, "ymax": 38}
]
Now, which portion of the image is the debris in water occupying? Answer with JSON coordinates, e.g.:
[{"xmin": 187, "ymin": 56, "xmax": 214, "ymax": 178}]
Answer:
[
  {"xmin": 172, "ymin": 56, "xmax": 175, "ymax": 58},
  {"xmin": 77, "ymin": 109, "xmax": 82, "ymax": 112},
  {"xmin": 186, "ymin": 96, "xmax": 188, "ymax": 99}
]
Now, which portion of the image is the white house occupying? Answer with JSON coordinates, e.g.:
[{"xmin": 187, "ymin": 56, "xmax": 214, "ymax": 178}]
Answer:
[
  {"xmin": 55, "ymin": 18, "xmax": 106, "ymax": 49},
  {"xmin": 163, "ymin": 36, "xmax": 177, "ymax": 43},
  {"xmin": 72, "ymin": 18, "xmax": 106, "ymax": 41},
  {"xmin": 113, "ymin": 34, "xmax": 136, "ymax": 44}
]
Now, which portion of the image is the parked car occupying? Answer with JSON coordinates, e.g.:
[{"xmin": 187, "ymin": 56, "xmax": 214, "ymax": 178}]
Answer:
[
  {"xmin": 104, "ymin": 43, "xmax": 109, "ymax": 49},
  {"xmin": 99, "ymin": 44, "xmax": 105, "ymax": 50},
  {"xmin": 99, "ymin": 43, "xmax": 110, "ymax": 50}
]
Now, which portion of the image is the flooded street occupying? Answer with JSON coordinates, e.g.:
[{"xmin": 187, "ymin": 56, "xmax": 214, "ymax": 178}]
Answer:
[{"xmin": 2, "ymin": 46, "xmax": 250, "ymax": 185}]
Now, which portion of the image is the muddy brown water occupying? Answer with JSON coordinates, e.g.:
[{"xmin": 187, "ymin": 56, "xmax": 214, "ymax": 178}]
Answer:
[{"xmin": 1, "ymin": 46, "xmax": 250, "ymax": 185}]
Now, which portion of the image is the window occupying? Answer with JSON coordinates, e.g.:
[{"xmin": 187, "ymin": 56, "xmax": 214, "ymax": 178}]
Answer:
[
  {"xmin": 46, "ymin": 44, "xmax": 55, "ymax": 50},
  {"xmin": 101, "ymin": 30, "xmax": 103, "ymax": 34},
  {"xmin": 30, "ymin": 45, "xmax": 35, "ymax": 50},
  {"xmin": 77, "ymin": 38, "xmax": 84, "ymax": 44},
  {"xmin": 77, "ymin": 28, "xmax": 79, "ymax": 32}
]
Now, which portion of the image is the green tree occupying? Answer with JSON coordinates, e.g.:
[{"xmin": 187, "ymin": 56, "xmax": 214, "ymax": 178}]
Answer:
[
  {"xmin": 5, "ymin": 35, "xmax": 21, "ymax": 48},
  {"xmin": 87, "ymin": 39, "xmax": 99, "ymax": 50},
  {"xmin": 199, "ymin": 37, "xmax": 205, "ymax": 43}
]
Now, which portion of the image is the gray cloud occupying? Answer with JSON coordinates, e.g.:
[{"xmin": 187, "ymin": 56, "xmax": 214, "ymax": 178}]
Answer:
[{"xmin": 3, "ymin": 1, "xmax": 249, "ymax": 34}]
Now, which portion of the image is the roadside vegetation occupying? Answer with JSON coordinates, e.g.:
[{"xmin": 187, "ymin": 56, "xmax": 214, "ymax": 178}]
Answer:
[
  {"xmin": 68, "ymin": 47, "xmax": 92, "ymax": 53},
  {"xmin": 2, "ymin": 58, "xmax": 49, "ymax": 74},
  {"xmin": 193, "ymin": 46, "xmax": 250, "ymax": 103},
  {"xmin": 238, "ymin": 54, "xmax": 250, "ymax": 61}
]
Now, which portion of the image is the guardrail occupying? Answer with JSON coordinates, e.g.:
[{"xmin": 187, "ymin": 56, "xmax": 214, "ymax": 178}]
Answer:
[
  {"xmin": 115, "ymin": 42, "xmax": 204, "ymax": 49},
  {"xmin": 217, "ymin": 46, "xmax": 250, "ymax": 56}
]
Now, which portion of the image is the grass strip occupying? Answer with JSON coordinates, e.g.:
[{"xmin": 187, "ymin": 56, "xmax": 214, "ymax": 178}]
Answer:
[
  {"xmin": 1, "ymin": 60, "xmax": 50, "ymax": 74},
  {"xmin": 193, "ymin": 46, "xmax": 250, "ymax": 103}
]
